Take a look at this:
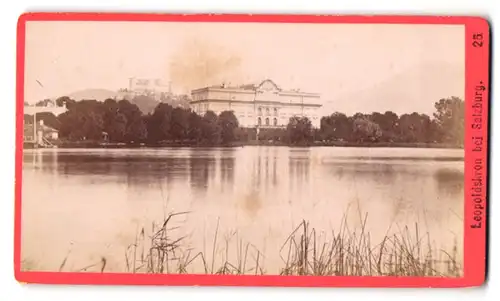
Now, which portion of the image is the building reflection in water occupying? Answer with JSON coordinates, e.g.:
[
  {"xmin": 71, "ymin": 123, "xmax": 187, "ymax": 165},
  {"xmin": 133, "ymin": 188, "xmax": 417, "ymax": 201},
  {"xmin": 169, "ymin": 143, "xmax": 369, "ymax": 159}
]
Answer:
[
  {"xmin": 219, "ymin": 148, "xmax": 235, "ymax": 192},
  {"xmin": 23, "ymin": 150, "xmax": 60, "ymax": 189},
  {"xmin": 288, "ymin": 151, "xmax": 311, "ymax": 193},
  {"xmin": 242, "ymin": 148, "xmax": 282, "ymax": 218},
  {"xmin": 189, "ymin": 156, "xmax": 216, "ymax": 194},
  {"xmin": 251, "ymin": 148, "xmax": 280, "ymax": 192}
]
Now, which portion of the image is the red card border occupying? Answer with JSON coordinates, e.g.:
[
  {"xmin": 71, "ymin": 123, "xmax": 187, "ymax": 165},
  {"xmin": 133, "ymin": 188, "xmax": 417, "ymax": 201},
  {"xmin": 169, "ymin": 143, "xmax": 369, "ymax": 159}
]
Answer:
[{"xmin": 13, "ymin": 13, "xmax": 490, "ymax": 288}]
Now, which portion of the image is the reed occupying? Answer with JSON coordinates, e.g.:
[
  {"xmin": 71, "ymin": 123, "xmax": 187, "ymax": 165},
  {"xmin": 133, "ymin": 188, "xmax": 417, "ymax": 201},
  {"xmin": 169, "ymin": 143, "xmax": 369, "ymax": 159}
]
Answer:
[
  {"xmin": 279, "ymin": 219, "xmax": 460, "ymax": 277},
  {"xmin": 122, "ymin": 211, "xmax": 461, "ymax": 277},
  {"xmin": 122, "ymin": 212, "xmax": 264, "ymax": 275}
]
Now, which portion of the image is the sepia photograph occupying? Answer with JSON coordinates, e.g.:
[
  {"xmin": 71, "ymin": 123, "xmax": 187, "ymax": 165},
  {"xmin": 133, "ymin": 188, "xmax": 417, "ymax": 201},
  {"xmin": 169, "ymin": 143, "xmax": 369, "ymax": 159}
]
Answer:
[{"xmin": 20, "ymin": 19, "xmax": 466, "ymax": 278}]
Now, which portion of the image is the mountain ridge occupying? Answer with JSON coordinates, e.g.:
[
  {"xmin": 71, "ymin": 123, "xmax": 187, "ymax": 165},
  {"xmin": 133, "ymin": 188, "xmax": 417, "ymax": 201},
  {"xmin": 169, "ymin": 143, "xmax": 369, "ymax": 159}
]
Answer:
[{"xmin": 324, "ymin": 62, "xmax": 464, "ymax": 116}]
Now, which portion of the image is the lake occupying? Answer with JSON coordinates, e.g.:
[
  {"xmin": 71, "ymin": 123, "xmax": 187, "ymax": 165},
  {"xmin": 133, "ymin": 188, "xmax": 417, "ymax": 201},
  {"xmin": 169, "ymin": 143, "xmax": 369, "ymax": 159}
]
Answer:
[{"xmin": 21, "ymin": 146, "xmax": 465, "ymax": 275}]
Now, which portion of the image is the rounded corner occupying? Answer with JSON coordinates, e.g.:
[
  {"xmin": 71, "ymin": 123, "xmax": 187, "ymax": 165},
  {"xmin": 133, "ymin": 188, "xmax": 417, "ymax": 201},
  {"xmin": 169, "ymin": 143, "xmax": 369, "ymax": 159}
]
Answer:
[
  {"xmin": 14, "ymin": 269, "xmax": 28, "ymax": 285},
  {"xmin": 17, "ymin": 13, "xmax": 31, "ymax": 28},
  {"xmin": 471, "ymin": 16, "xmax": 491, "ymax": 31},
  {"xmin": 463, "ymin": 274, "xmax": 488, "ymax": 288}
]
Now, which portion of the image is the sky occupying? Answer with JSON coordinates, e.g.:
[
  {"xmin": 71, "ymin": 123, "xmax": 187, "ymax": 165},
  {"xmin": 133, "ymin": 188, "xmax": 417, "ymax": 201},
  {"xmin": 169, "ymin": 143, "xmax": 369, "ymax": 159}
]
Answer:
[{"xmin": 24, "ymin": 21, "xmax": 465, "ymax": 115}]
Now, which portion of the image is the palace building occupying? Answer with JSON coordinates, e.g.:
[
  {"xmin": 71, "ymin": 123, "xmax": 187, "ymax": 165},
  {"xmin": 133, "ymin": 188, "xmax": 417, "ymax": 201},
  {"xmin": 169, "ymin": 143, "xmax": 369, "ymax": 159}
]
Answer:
[
  {"xmin": 117, "ymin": 78, "xmax": 173, "ymax": 101},
  {"xmin": 190, "ymin": 79, "xmax": 322, "ymax": 128}
]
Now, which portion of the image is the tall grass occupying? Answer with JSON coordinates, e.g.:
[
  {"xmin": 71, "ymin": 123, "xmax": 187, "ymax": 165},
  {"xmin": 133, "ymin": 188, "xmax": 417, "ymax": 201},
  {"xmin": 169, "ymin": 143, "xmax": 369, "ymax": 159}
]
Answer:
[
  {"xmin": 279, "ymin": 218, "xmax": 460, "ymax": 277},
  {"xmin": 123, "ymin": 213, "xmax": 265, "ymax": 275},
  {"xmin": 123, "ymin": 211, "xmax": 461, "ymax": 277}
]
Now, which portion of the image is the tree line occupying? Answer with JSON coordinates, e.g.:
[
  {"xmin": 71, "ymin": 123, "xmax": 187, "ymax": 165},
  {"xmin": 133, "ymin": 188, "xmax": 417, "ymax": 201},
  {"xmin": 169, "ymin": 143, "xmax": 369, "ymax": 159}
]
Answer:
[
  {"xmin": 317, "ymin": 96, "xmax": 464, "ymax": 146},
  {"xmin": 24, "ymin": 96, "xmax": 464, "ymax": 147}
]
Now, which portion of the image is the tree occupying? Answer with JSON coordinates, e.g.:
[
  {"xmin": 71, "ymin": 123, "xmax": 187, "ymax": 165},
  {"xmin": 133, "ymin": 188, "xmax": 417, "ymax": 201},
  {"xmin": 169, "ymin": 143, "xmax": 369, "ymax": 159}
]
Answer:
[
  {"xmin": 369, "ymin": 111, "xmax": 399, "ymax": 142},
  {"xmin": 352, "ymin": 117, "xmax": 382, "ymax": 143},
  {"xmin": 55, "ymin": 96, "xmax": 73, "ymax": 107},
  {"xmin": 398, "ymin": 113, "xmax": 433, "ymax": 143},
  {"xmin": 234, "ymin": 127, "xmax": 256, "ymax": 142},
  {"xmin": 64, "ymin": 98, "xmax": 77, "ymax": 110},
  {"xmin": 202, "ymin": 111, "xmax": 221, "ymax": 144},
  {"xmin": 218, "ymin": 111, "xmax": 239, "ymax": 144},
  {"xmin": 118, "ymin": 99, "xmax": 148, "ymax": 142},
  {"xmin": 80, "ymin": 112, "xmax": 104, "ymax": 140},
  {"xmin": 106, "ymin": 112, "xmax": 128, "ymax": 142},
  {"xmin": 433, "ymin": 97, "xmax": 465, "ymax": 145},
  {"xmin": 170, "ymin": 107, "xmax": 190, "ymax": 140},
  {"xmin": 187, "ymin": 111, "xmax": 204, "ymax": 142},
  {"xmin": 58, "ymin": 99, "xmax": 104, "ymax": 141},
  {"xmin": 35, "ymin": 99, "xmax": 54, "ymax": 107},
  {"xmin": 287, "ymin": 116, "xmax": 314, "ymax": 145},
  {"xmin": 146, "ymin": 103, "xmax": 173, "ymax": 142},
  {"xmin": 257, "ymin": 128, "xmax": 286, "ymax": 142},
  {"xmin": 102, "ymin": 99, "xmax": 127, "ymax": 142},
  {"xmin": 320, "ymin": 112, "xmax": 351, "ymax": 141},
  {"xmin": 126, "ymin": 116, "xmax": 148, "ymax": 142}
]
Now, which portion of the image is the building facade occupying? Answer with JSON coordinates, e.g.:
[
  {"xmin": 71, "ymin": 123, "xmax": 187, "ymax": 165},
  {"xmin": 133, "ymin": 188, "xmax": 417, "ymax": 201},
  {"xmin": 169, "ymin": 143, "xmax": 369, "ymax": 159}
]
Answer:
[
  {"xmin": 117, "ymin": 78, "xmax": 173, "ymax": 101},
  {"xmin": 23, "ymin": 120, "xmax": 59, "ymax": 144},
  {"xmin": 190, "ymin": 79, "xmax": 322, "ymax": 128}
]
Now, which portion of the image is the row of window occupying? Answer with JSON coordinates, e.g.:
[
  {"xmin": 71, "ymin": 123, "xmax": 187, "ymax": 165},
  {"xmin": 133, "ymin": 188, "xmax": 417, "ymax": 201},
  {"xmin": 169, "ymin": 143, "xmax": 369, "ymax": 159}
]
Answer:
[
  {"xmin": 194, "ymin": 104, "xmax": 317, "ymax": 120},
  {"xmin": 257, "ymin": 107, "xmax": 278, "ymax": 116},
  {"xmin": 257, "ymin": 117, "xmax": 278, "ymax": 126}
]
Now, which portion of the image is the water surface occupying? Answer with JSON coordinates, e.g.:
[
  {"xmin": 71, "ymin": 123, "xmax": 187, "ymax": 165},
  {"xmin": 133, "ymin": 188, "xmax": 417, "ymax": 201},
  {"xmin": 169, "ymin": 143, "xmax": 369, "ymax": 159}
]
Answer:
[{"xmin": 21, "ymin": 146, "xmax": 464, "ymax": 274}]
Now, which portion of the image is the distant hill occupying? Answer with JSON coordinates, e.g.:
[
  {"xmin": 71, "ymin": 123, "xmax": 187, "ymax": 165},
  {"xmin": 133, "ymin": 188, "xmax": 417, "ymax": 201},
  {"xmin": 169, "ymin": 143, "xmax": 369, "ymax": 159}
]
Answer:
[
  {"xmin": 60, "ymin": 88, "xmax": 191, "ymax": 114},
  {"xmin": 68, "ymin": 89, "xmax": 118, "ymax": 101},
  {"xmin": 324, "ymin": 62, "xmax": 464, "ymax": 116}
]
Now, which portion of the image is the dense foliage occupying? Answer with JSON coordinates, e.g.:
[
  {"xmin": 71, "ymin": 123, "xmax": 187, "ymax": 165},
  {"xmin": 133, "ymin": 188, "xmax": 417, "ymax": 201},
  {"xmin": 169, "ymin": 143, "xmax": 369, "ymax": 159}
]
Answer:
[
  {"xmin": 318, "ymin": 96, "xmax": 464, "ymax": 146},
  {"xmin": 24, "ymin": 96, "xmax": 465, "ymax": 147}
]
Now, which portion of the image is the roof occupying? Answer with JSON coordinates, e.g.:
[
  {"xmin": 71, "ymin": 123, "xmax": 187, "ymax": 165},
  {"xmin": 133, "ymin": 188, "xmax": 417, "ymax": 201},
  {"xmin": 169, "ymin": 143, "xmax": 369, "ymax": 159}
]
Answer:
[
  {"xmin": 192, "ymin": 79, "xmax": 320, "ymax": 96},
  {"xmin": 205, "ymin": 79, "xmax": 279, "ymax": 91}
]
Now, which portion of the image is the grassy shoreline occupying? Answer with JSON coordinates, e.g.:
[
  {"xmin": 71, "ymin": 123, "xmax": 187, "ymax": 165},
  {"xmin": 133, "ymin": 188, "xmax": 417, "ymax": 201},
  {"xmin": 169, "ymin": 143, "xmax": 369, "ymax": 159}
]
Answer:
[
  {"xmin": 21, "ymin": 211, "xmax": 463, "ymax": 277},
  {"xmin": 29, "ymin": 210, "xmax": 460, "ymax": 277},
  {"xmin": 121, "ymin": 212, "xmax": 462, "ymax": 277}
]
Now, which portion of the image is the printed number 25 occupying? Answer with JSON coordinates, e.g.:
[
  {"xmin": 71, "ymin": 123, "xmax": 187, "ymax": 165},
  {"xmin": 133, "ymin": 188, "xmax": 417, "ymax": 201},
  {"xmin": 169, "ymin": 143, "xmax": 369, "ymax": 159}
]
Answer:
[{"xmin": 473, "ymin": 33, "xmax": 484, "ymax": 48}]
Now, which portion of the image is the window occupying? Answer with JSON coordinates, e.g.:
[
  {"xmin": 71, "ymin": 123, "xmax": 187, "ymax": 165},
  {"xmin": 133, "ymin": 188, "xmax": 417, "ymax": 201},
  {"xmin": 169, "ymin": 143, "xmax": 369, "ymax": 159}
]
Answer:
[
  {"xmin": 265, "ymin": 118, "xmax": 269, "ymax": 126},
  {"xmin": 274, "ymin": 108, "xmax": 278, "ymax": 116},
  {"xmin": 266, "ymin": 108, "xmax": 270, "ymax": 115},
  {"xmin": 258, "ymin": 107, "xmax": 262, "ymax": 115},
  {"xmin": 273, "ymin": 118, "xmax": 278, "ymax": 126},
  {"xmin": 257, "ymin": 117, "xmax": 262, "ymax": 126}
]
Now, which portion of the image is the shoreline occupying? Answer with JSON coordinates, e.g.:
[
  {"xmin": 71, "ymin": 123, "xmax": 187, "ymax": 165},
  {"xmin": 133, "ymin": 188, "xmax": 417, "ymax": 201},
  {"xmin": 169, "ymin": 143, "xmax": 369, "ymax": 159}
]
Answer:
[{"xmin": 24, "ymin": 141, "xmax": 464, "ymax": 150}]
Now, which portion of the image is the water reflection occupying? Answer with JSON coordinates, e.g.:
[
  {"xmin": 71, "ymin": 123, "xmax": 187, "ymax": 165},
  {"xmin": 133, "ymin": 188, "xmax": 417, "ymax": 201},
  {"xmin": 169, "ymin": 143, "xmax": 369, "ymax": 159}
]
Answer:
[
  {"xmin": 189, "ymin": 156, "xmax": 215, "ymax": 194},
  {"xmin": 22, "ymin": 148, "xmax": 464, "ymax": 205},
  {"xmin": 434, "ymin": 168, "xmax": 464, "ymax": 197},
  {"xmin": 219, "ymin": 149, "xmax": 235, "ymax": 192}
]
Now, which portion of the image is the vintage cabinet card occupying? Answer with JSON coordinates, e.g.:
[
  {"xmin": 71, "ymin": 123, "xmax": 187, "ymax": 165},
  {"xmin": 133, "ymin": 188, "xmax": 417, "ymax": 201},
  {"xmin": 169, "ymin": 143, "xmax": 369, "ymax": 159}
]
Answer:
[{"xmin": 15, "ymin": 13, "xmax": 489, "ymax": 287}]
